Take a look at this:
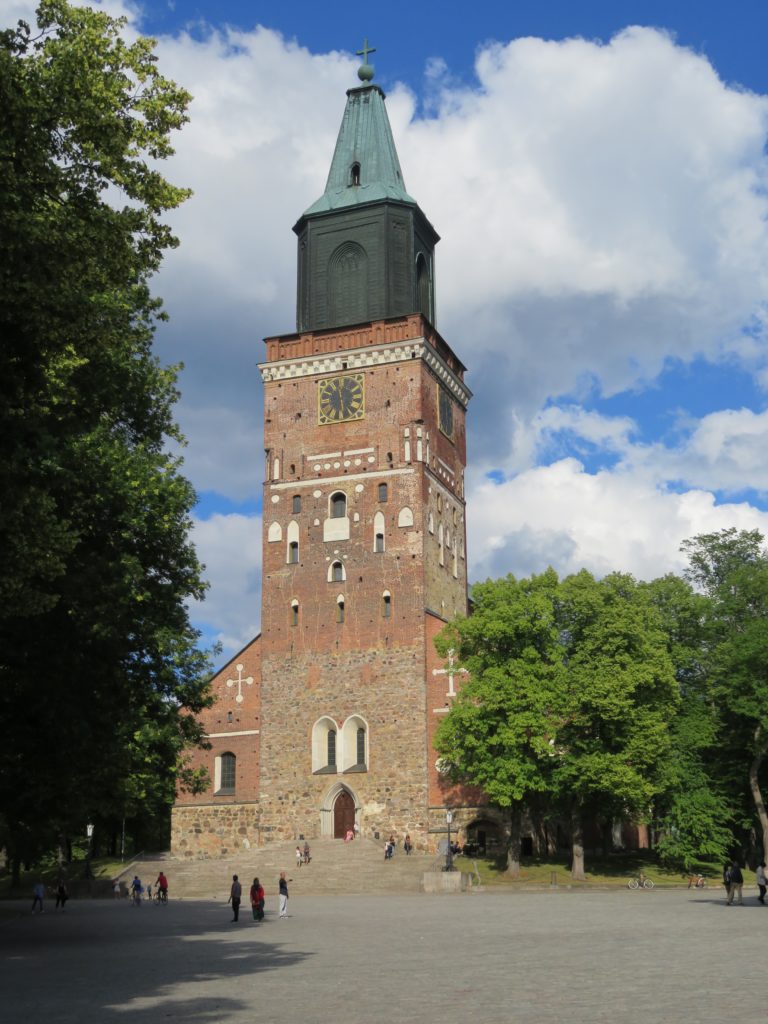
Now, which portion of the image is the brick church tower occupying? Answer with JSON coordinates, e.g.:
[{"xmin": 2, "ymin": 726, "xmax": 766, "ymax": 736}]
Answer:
[{"xmin": 172, "ymin": 53, "xmax": 475, "ymax": 856}]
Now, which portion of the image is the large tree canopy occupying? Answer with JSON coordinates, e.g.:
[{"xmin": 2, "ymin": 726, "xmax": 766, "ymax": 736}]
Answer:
[
  {"xmin": 682, "ymin": 528, "xmax": 768, "ymax": 861},
  {"xmin": 436, "ymin": 569, "xmax": 678, "ymax": 878},
  {"xmin": 0, "ymin": 1, "xmax": 211, "ymax": 868}
]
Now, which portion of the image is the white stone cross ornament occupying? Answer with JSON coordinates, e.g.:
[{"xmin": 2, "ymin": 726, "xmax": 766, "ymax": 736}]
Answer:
[
  {"xmin": 226, "ymin": 663, "xmax": 253, "ymax": 704},
  {"xmin": 432, "ymin": 648, "xmax": 468, "ymax": 698}
]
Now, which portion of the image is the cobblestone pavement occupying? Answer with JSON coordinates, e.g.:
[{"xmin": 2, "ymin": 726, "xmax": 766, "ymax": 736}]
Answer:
[{"xmin": 0, "ymin": 889, "xmax": 764, "ymax": 1024}]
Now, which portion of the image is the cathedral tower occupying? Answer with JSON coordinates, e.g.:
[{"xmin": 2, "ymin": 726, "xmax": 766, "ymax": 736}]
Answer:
[{"xmin": 172, "ymin": 50, "xmax": 472, "ymax": 855}]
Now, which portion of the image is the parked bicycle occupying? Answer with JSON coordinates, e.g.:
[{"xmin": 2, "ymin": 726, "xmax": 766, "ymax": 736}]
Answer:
[{"xmin": 627, "ymin": 874, "xmax": 654, "ymax": 889}]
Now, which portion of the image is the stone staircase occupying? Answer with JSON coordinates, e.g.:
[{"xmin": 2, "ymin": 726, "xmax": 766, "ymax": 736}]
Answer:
[{"xmin": 123, "ymin": 838, "xmax": 439, "ymax": 898}]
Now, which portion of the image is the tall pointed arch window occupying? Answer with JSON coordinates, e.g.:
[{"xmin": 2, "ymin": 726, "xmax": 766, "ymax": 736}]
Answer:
[
  {"xmin": 328, "ymin": 241, "xmax": 368, "ymax": 327},
  {"xmin": 416, "ymin": 252, "xmax": 431, "ymax": 322}
]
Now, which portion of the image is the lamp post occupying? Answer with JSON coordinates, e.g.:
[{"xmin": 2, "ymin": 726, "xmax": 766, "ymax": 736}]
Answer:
[
  {"xmin": 84, "ymin": 823, "xmax": 94, "ymax": 880},
  {"xmin": 446, "ymin": 809, "xmax": 454, "ymax": 872}
]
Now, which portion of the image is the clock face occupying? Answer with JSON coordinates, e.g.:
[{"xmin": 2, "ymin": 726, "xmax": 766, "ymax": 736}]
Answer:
[
  {"xmin": 318, "ymin": 374, "xmax": 365, "ymax": 425},
  {"xmin": 438, "ymin": 386, "xmax": 454, "ymax": 439}
]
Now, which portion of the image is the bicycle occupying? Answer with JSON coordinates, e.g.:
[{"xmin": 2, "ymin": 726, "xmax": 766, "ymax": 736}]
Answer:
[
  {"xmin": 687, "ymin": 873, "xmax": 706, "ymax": 889},
  {"xmin": 627, "ymin": 875, "xmax": 654, "ymax": 889},
  {"xmin": 154, "ymin": 888, "xmax": 168, "ymax": 904}
]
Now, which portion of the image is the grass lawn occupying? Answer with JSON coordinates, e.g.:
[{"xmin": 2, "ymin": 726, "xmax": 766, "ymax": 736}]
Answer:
[
  {"xmin": 453, "ymin": 853, "xmax": 749, "ymax": 889},
  {"xmin": 0, "ymin": 856, "xmax": 130, "ymax": 900}
]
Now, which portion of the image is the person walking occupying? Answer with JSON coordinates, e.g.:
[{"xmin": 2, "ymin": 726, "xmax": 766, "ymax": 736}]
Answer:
[
  {"xmin": 130, "ymin": 876, "xmax": 143, "ymax": 906},
  {"xmin": 722, "ymin": 863, "xmax": 731, "ymax": 899},
  {"xmin": 278, "ymin": 872, "xmax": 289, "ymax": 918},
  {"xmin": 726, "ymin": 861, "xmax": 744, "ymax": 905},
  {"xmin": 31, "ymin": 881, "xmax": 45, "ymax": 914},
  {"xmin": 303, "ymin": 840, "xmax": 311, "ymax": 865},
  {"xmin": 250, "ymin": 877, "xmax": 265, "ymax": 921},
  {"xmin": 55, "ymin": 882, "xmax": 68, "ymax": 910},
  {"xmin": 296, "ymin": 845, "xmax": 303, "ymax": 868},
  {"xmin": 229, "ymin": 874, "xmax": 242, "ymax": 922},
  {"xmin": 756, "ymin": 862, "xmax": 766, "ymax": 904}
]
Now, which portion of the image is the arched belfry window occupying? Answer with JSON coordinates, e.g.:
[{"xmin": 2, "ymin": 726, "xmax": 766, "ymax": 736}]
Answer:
[
  {"xmin": 328, "ymin": 560, "xmax": 346, "ymax": 583},
  {"xmin": 416, "ymin": 252, "xmax": 431, "ymax": 323},
  {"xmin": 328, "ymin": 241, "xmax": 368, "ymax": 327},
  {"xmin": 350, "ymin": 162, "xmax": 361, "ymax": 186},
  {"xmin": 330, "ymin": 492, "xmax": 346, "ymax": 518}
]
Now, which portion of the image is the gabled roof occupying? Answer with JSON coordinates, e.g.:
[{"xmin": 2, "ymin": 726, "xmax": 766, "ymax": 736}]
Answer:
[{"xmin": 301, "ymin": 84, "xmax": 416, "ymax": 218}]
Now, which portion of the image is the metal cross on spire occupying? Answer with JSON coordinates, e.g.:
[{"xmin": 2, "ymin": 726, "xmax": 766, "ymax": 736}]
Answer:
[
  {"xmin": 226, "ymin": 663, "xmax": 253, "ymax": 704},
  {"xmin": 356, "ymin": 37, "xmax": 376, "ymax": 82},
  {"xmin": 356, "ymin": 38, "xmax": 376, "ymax": 64},
  {"xmin": 432, "ymin": 648, "xmax": 469, "ymax": 699}
]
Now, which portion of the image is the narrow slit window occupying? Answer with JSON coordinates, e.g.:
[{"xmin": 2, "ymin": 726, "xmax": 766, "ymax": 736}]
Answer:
[
  {"xmin": 378, "ymin": 483, "xmax": 388, "ymax": 502},
  {"xmin": 375, "ymin": 533, "xmax": 385, "ymax": 553},
  {"xmin": 337, "ymin": 597, "xmax": 345, "ymax": 624},
  {"xmin": 351, "ymin": 162, "xmax": 361, "ymax": 186},
  {"xmin": 292, "ymin": 494, "xmax": 301, "ymax": 514},
  {"xmin": 331, "ymin": 561, "xmax": 344, "ymax": 582},
  {"xmin": 288, "ymin": 541, "xmax": 299, "ymax": 564},
  {"xmin": 382, "ymin": 592, "xmax": 391, "ymax": 618},
  {"xmin": 331, "ymin": 492, "xmax": 346, "ymax": 518},
  {"xmin": 357, "ymin": 727, "xmax": 366, "ymax": 766},
  {"xmin": 291, "ymin": 601, "xmax": 299, "ymax": 626},
  {"xmin": 327, "ymin": 730, "xmax": 337, "ymax": 767}
]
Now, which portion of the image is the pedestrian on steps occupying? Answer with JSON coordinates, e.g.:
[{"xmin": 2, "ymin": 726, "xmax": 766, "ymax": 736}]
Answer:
[{"xmin": 296, "ymin": 845, "xmax": 303, "ymax": 868}]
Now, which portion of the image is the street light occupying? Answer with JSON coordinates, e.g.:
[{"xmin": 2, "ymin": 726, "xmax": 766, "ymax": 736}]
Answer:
[
  {"xmin": 84, "ymin": 823, "xmax": 94, "ymax": 880},
  {"xmin": 445, "ymin": 809, "xmax": 454, "ymax": 872}
]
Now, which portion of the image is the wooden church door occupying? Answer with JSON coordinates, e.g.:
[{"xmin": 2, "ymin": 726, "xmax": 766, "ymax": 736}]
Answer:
[{"xmin": 333, "ymin": 790, "xmax": 355, "ymax": 838}]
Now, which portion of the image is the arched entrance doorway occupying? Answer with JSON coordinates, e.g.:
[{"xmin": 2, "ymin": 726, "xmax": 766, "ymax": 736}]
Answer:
[{"xmin": 333, "ymin": 789, "xmax": 355, "ymax": 838}]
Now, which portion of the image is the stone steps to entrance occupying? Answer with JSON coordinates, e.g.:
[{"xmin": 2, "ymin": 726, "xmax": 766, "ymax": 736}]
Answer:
[{"xmin": 129, "ymin": 839, "xmax": 438, "ymax": 898}]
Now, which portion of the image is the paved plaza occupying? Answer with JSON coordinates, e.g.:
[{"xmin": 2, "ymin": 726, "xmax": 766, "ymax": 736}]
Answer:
[{"xmin": 0, "ymin": 888, "xmax": 764, "ymax": 1024}]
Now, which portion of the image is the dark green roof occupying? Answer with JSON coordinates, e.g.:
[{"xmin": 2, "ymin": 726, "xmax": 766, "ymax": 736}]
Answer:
[{"xmin": 302, "ymin": 84, "xmax": 416, "ymax": 217}]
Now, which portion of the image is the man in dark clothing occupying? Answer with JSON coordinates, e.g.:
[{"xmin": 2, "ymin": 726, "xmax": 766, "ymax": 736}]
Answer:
[
  {"xmin": 727, "ymin": 861, "xmax": 744, "ymax": 905},
  {"xmin": 229, "ymin": 874, "xmax": 242, "ymax": 921}
]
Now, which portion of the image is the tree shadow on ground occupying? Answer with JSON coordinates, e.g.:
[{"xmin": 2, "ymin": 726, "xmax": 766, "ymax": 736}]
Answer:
[{"xmin": 0, "ymin": 899, "xmax": 314, "ymax": 1024}]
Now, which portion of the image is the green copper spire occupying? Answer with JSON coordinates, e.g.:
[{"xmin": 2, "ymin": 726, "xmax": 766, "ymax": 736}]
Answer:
[
  {"xmin": 302, "ymin": 55, "xmax": 415, "ymax": 216},
  {"xmin": 293, "ymin": 43, "xmax": 439, "ymax": 333}
]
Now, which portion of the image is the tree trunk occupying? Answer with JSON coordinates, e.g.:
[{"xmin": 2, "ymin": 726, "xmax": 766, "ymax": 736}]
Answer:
[
  {"xmin": 506, "ymin": 804, "xmax": 522, "ymax": 878},
  {"xmin": 571, "ymin": 804, "xmax": 586, "ymax": 880},
  {"xmin": 748, "ymin": 726, "xmax": 768, "ymax": 858},
  {"xmin": 611, "ymin": 818, "xmax": 625, "ymax": 851}
]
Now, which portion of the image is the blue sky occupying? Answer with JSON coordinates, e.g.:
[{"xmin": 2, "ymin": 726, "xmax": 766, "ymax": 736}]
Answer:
[{"xmin": 5, "ymin": 0, "xmax": 768, "ymax": 659}]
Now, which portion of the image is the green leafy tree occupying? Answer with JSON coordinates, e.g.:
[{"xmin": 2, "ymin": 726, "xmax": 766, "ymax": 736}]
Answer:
[
  {"xmin": 435, "ymin": 570, "xmax": 565, "ymax": 876},
  {"xmin": 645, "ymin": 574, "xmax": 733, "ymax": 870},
  {"xmin": 682, "ymin": 529, "xmax": 768, "ymax": 859},
  {"xmin": 0, "ymin": 1, "xmax": 212, "ymax": 874},
  {"xmin": 437, "ymin": 569, "xmax": 679, "ymax": 879},
  {"xmin": 551, "ymin": 571, "xmax": 679, "ymax": 878}
]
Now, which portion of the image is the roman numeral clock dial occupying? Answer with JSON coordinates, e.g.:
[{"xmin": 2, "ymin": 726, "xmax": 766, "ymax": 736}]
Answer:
[{"xmin": 318, "ymin": 374, "xmax": 365, "ymax": 424}]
